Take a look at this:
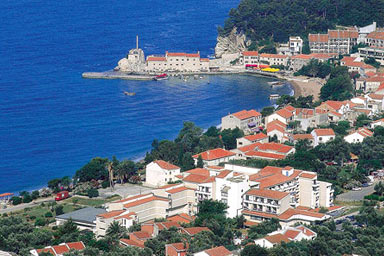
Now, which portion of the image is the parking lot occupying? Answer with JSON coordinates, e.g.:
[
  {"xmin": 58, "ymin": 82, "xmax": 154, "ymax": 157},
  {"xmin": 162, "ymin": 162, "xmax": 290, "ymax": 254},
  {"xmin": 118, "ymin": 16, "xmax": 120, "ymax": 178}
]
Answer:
[{"xmin": 336, "ymin": 184, "xmax": 375, "ymax": 202}]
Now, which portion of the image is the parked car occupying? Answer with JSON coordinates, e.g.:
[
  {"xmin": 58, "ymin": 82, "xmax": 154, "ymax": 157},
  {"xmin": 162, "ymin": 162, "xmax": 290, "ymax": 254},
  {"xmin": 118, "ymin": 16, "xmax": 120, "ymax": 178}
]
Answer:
[
  {"xmin": 352, "ymin": 187, "xmax": 362, "ymax": 191},
  {"xmin": 362, "ymin": 183, "xmax": 369, "ymax": 187},
  {"xmin": 55, "ymin": 191, "xmax": 70, "ymax": 201}
]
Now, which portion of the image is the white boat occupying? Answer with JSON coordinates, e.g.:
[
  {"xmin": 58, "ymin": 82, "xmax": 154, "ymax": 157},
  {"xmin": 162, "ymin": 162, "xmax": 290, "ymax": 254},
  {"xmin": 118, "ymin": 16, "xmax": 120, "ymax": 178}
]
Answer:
[{"xmin": 269, "ymin": 94, "xmax": 280, "ymax": 100}]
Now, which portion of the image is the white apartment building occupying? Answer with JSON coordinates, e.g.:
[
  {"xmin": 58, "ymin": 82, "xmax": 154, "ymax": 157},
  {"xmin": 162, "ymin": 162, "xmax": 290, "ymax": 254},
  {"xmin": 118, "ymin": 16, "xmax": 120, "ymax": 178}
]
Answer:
[
  {"xmin": 146, "ymin": 51, "xmax": 210, "ymax": 72},
  {"xmin": 298, "ymin": 172, "xmax": 320, "ymax": 209},
  {"xmin": 95, "ymin": 210, "xmax": 137, "ymax": 238},
  {"xmin": 277, "ymin": 36, "xmax": 303, "ymax": 56},
  {"xmin": 145, "ymin": 160, "xmax": 181, "ymax": 187},
  {"xmin": 221, "ymin": 109, "xmax": 262, "ymax": 134},
  {"xmin": 344, "ymin": 128, "xmax": 373, "ymax": 143},
  {"xmin": 192, "ymin": 148, "xmax": 236, "ymax": 166},
  {"xmin": 319, "ymin": 181, "xmax": 334, "ymax": 208},
  {"xmin": 309, "ymin": 29, "xmax": 358, "ymax": 54},
  {"xmin": 236, "ymin": 133, "xmax": 269, "ymax": 148},
  {"xmin": 259, "ymin": 53, "xmax": 289, "ymax": 66},
  {"xmin": 243, "ymin": 189, "xmax": 291, "ymax": 216},
  {"xmin": 242, "ymin": 51, "xmax": 259, "ymax": 67},
  {"xmin": 311, "ymin": 128, "xmax": 335, "ymax": 147}
]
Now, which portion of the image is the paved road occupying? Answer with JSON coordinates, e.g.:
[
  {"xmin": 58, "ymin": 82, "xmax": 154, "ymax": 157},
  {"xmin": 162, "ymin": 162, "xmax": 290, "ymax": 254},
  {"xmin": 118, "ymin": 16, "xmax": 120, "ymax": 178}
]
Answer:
[
  {"xmin": 0, "ymin": 196, "xmax": 55, "ymax": 214},
  {"xmin": 336, "ymin": 184, "xmax": 375, "ymax": 201},
  {"xmin": 98, "ymin": 183, "xmax": 153, "ymax": 199}
]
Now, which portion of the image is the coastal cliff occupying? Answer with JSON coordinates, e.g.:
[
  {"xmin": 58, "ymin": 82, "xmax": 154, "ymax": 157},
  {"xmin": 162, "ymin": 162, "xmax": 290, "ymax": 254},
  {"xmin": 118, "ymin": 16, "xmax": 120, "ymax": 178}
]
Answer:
[{"xmin": 214, "ymin": 27, "xmax": 250, "ymax": 58}]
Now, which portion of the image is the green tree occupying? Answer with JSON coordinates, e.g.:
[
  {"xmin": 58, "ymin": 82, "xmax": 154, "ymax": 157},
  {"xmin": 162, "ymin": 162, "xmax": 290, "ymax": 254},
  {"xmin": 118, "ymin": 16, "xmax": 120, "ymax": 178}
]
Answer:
[
  {"xmin": 241, "ymin": 244, "xmax": 269, "ymax": 256},
  {"xmin": 55, "ymin": 205, "xmax": 64, "ymax": 215},
  {"xmin": 221, "ymin": 128, "xmax": 244, "ymax": 150},
  {"xmin": 196, "ymin": 155, "xmax": 204, "ymax": 168},
  {"xmin": 261, "ymin": 106, "xmax": 275, "ymax": 117},
  {"xmin": 106, "ymin": 221, "xmax": 126, "ymax": 239},
  {"xmin": 320, "ymin": 67, "xmax": 353, "ymax": 101},
  {"xmin": 48, "ymin": 178, "xmax": 62, "ymax": 192},
  {"xmin": 364, "ymin": 57, "xmax": 381, "ymax": 69},
  {"xmin": 374, "ymin": 181, "xmax": 384, "ymax": 196},
  {"xmin": 74, "ymin": 157, "xmax": 109, "ymax": 182},
  {"xmin": 355, "ymin": 114, "xmax": 371, "ymax": 128}
]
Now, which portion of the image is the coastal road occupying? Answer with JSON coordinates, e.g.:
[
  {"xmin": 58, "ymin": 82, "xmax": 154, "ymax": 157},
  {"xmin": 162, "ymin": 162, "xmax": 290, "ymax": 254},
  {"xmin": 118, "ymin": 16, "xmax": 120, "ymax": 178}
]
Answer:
[
  {"xmin": 0, "ymin": 196, "xmax": 55, "ymax": 214},
  {"xmin": 336, "ymin": 184, "xmax": 375, "ymax": 202}
]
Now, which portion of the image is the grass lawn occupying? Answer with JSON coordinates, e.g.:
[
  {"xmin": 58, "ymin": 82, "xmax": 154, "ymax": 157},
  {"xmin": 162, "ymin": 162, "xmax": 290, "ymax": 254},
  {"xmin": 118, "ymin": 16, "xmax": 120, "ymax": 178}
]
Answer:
[{"xmin": 334, "ymin": 200, "xmax": 364, "ymax": 207}]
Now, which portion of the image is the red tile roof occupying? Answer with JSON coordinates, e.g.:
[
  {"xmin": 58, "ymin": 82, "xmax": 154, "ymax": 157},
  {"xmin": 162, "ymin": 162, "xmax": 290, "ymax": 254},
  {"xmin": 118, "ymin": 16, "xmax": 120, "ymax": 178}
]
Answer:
[
  {"xmin": 154, "ymin": 160, "xmax": 180, "ymax": 170},
  {"xmin": 267, "ymin": 124, "xmax": 286, "ymax": 134},
  {"xmin": 36, "ymin": 248, "xmax": 56, "ymax": 255},
  {"xmin": 156, "ymin": 221, "xmax": 181, "ymax": 230},
  {"xmin": 52, "ymin": 245, "xmax": 69, "ymax": 255},
  {"xmin": 167, "ymin": 214, "xmax": 194, "ymax": 224},
  {"xmin": 296, "ymin": 226, "xmax": 316, "ymax": 237},
  {"xmin": 167, "ymin": 52, "xmax": 200, "ymax": 57},
  {"xmin": 97, "ymin": 210, "xmax": 125, "ymax": 219},
  {"xmin": 243, "ymin": 51, "xmax": 259, "ymax": 56},
  {"xmin": 147, "ymin": 56, "xmax": 166, "ymax": 61},
  {"xmin": 256, "ymin": 142, "xmax": 293, "ymax": 154},
  {"xmin": 182, "ymin": 227, "xmax": 210, "ymax": 236},
  {"xmin": 167, "ymin": 242, "xmax": 189, "ymax": 251},
  {"xmin": 200, "ymin": 58, "xmax": 210, "ymax": 62},
  {"xmin": 284, "ymin": 230, "xmax": 301, "ymax": 239},
  {"xmin": 115, "ymin": 193, "xmax": 151, "ymax": 203},
  {"xmin": 328, "ymin": 29, "xmax": 358, "ymax": 39},
  {"xmin": 131, "ymin": 231, "xmax": 151, "ymax": 239},
  {"xmin": 293, "ymin": 134, "xmax": 313, "ymax": 141},
  {"xmin": 267, "ymin": 119, "xmax": 287, "ymax": 129},
  {"xmin": 216, "ymin": 170, "xmax": 232, "ymax": 178},
  {"xmin": 183, "ymin": 174, "xmax": 215, "ymax": 184},
  {"xmin": 166, "ymin": 186, "xmax": 194, "ymax": 194},
  {"xmin": 308, "ymin": 34, "xmax": 329, "ymax": 43},
  {"xmin": 114, "ymin": 212, "xmax": 136, "ymax": 220},
  {"xmin": 66, "ymin": 242, "xmax": 85, "ymax": 251},
  {"xmin": 123, "ymin": 196, "xmax": 169, "ymax": 208},
  {"xmin": 276, "ymin": 108, "xmax": 293, "ymax": 119},
  {"xmin": 204, "ymin": 246, "xmax": 232, "ymax": 256},
  {"xmin": 193, "ymin": 148, "xmax": 235, "ymax": 160},
  {"xmin": 245, "ymin": 188, "xmax": 289, "ymax": 200},
  {"xmin": 244, "ymin": 133, "xmax": 268, "ymax": 141},
  {"xmin": 232, "ymin": 109, "xmax": 261, "ymax": 120},
  {"xmin": 265, "ymin": 233, "xmax": 291, "ymax": 244},
  {"xmin": 184, "ymin": 168, "xmax": 210, "ymax": 176},
  {"xmin": 260, "ymin": 53, "xmax": 288, "ymax": 59},
  {"xmin": 300, "ymin": 172, "xmax": 317, "ymax": 179},
  {"xmin": 313, "ymin": 128, "xmax": 335, "ymax": 136},
  {"xmin": 120, "ymin": 238, "xmax": 145, "ymax": 248},
  {"xmin": 367, "ymin": 31, "xmax": 384, "ymax": 40}
]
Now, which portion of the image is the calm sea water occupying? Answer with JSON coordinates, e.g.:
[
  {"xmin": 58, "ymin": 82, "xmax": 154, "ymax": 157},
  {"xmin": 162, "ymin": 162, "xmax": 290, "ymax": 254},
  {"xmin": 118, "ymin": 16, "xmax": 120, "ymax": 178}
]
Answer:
[{"xmin": 0, "ymin": 0, "xmax": 291, "ymax": 193}]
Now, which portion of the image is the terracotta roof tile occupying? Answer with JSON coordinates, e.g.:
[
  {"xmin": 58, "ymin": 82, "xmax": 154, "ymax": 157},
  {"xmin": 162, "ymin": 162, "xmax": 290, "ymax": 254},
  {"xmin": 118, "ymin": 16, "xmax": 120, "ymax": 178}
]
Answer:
[
  {"xmin": 183, "ymin": 174, "xmax": 214, "ymax": 184},
  {"xmin": 293, "ymin": 134, "xmax": 313, "ymax": 141},
  {"xmin": 245, "ymin": 151, "xmax": 286, "ymax": 160},
  {"xmin": 97, "ymin": 210, "xmax": 125, "ymax": 219},
  {"xmin": 308, "ymin": 33, "xmax": 329, "ymax": 42},
  {"xmin": 147, "ymin": 56, "xmax": 166, "ymax": 61},
  {"xmin": 232, "ymin": 109, "xmax": 261, "ymax": 120},
  {"xmin": 204, "ymin": 246, "xmax": 232, "ymax": 256},
  {"xmin": 66, "ymin": 242, "xmax": 85, "ymax": 250},
  {"xmin": 300, "ymin": 172, "xmax": 317, "ymax": 179},
  {"xmin": 182, "ymin": 227, "xmax": 210, "ymax": 236},
  {"xmin": 367, "ymin": 31, "xmax": 384, "ymax": 40},
  {"xmin": 193, "ymin": 148, "xmax": 235, "ymax": 160},
  {"xmin": 216, "ymin": 170, "xmax": 232, "ymax": 179},
  {"xmin": 313, "ymin": 128, "xmax": 335, "ymax": 136},
  {"xmin": 244, "ymin": 133, "xmax": 268, "ymax": 141},
  {"xmin": 275, "ymin": 108, "xmax": 294, "ymax": 119},
  {"xmin": 123, "ymin": 196, "xmax": 168, "ymax": 208},
  {"xmin": 265, "ymin": 233, "xmax": 291, "ymax": 244},
  {"xmin": 166, "ymin": 186, "xmax": 194, "ymax": 194},
  {"xmin": 242, "ymin": 51, "xmax": 259, "ymax": 56},
  {"xmin": 167, "ymin": 242, "xmax": 189, "ymax": 251},
  {"xmin": 184, "ymin": 168, "xmax": 210, "ymax": 176},
  {"xmin": 131, "ymin": 231, "xmax": 151, "ymax": 239},
  {"xmin": 154, "ymin": 160, "xmax": 180, "ymax": 170},
  {"xmin": 52, "ymin": 245, "xmax": 70, "ymax": 255},
  {"xmin": 284, "ymin": 230, "xmax": 301, "ymax": 239},
  {"xmin": 120, "ymin": 238, "xmax": 145, "ymax": 248}
]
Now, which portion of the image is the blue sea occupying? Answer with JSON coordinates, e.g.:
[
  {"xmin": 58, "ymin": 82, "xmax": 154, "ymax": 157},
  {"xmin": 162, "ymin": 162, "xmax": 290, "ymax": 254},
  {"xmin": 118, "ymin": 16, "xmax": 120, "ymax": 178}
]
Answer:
[{"xmin": 0, "ymin": 0, "xmax": 291, "ymax": 194}]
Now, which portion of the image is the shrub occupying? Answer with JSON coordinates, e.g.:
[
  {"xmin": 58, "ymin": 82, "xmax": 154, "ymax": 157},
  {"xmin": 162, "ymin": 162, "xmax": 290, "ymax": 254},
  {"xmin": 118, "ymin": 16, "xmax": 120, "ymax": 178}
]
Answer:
[
  {"xmin": 55, "ymin": 205, "xmax": 64, "ymax": 216},
  {"xmin": 29, "ymin": 215, "xmax": 36, "ymax": 220},
  {"xmin": 35, "ymin": 217, "xmax": 46, "ymax": 226},
  {"xmin": 101, "ymin": 180, "xmax": 110, "ymax": 189},
  {"xmin": 45, "ymin": 212, "xmax": 53, "ymax": 218},
  {"xmin": 87, "ymin": 188, "xmax": 99, "ymax": 198},
  {"xmin": 11, "ymin": 196, "xmax": 22, "ymax": 205}
]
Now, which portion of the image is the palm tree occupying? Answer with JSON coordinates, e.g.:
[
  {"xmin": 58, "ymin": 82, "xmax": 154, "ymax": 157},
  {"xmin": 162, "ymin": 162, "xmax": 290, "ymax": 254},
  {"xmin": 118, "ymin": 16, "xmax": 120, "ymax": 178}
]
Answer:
[
  {"xmin": 106, "ymin": 221, "xmax": 126, "ymax": 239},
  {"xmin": 374, "ymin": 181, "xmax": 384, "ymax": 196}
]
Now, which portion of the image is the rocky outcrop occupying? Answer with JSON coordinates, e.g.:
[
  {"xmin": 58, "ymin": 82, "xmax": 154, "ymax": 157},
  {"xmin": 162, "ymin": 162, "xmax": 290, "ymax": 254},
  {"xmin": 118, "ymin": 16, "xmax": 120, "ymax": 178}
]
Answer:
[{"xmin": 214, "ymin": 27, "xmax": 251, "ymax": 58}]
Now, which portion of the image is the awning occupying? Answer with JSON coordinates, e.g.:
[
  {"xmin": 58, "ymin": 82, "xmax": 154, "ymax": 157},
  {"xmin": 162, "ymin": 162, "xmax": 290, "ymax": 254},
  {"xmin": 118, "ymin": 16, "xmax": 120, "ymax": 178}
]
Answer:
[{"xmin": 248, "ymin": 122, "xmax": 256, "ymax": 128}]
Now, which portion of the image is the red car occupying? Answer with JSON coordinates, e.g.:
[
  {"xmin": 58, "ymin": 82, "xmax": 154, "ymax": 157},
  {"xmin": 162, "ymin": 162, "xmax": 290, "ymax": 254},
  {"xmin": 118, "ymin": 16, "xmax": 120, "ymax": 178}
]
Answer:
[{"xmin": 55, "ymin": 191, "xmax": 69, "ymax": 201}]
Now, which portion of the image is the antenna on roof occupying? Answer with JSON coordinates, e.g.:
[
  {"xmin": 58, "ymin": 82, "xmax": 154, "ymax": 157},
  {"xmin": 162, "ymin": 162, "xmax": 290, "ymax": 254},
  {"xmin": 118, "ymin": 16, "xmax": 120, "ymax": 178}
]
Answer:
[{"xmin": 136, "ymin": 35, "xmax": 139, "ymax": 49}]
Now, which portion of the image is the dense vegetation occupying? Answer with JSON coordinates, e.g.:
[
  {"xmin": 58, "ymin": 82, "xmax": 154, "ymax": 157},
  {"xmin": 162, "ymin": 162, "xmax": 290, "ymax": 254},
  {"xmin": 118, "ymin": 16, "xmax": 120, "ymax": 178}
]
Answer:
[
  {"xmin": 219, "ymin": 0, "xmax": 384, "ymax": 43},
  {"xmin": 320, "ymin": 66, "xmax": 354, "ymax": 101},
  {"xmin": 294, "ymin": 59, "xmax": 332, "ymax": 79},
  {"xmin": 144, "ymin": 122, "xmax": 243, "ymax": 170}
]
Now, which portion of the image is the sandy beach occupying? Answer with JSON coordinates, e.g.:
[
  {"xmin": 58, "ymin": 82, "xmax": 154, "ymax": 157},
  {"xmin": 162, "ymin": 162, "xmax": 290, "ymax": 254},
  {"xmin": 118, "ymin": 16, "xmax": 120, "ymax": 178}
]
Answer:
[{"xmin": 289, "ymin": 76, "xmax": 325, "ymax": 101}]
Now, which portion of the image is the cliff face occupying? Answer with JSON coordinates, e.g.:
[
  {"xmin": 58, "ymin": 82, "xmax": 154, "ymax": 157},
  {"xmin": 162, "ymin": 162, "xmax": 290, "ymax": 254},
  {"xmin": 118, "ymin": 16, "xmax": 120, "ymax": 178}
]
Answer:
[{"xmin": 214, "ymin": 27, "xmax": 251, "ymax": 58}]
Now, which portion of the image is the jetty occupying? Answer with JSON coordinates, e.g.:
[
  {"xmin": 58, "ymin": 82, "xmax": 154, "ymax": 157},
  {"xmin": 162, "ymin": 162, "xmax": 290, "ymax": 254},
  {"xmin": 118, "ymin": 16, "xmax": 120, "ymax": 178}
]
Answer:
[{"xmin": 82, "ymin": 71, "xmax": 153, "ymax": 80}]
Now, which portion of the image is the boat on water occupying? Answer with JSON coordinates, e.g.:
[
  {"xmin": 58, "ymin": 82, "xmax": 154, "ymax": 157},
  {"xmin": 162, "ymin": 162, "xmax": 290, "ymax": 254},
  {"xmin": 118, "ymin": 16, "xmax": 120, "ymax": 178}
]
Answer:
[
  {"xmin": 269, "ymin": 94, "xmax": 280, "ymax": 100},
  {"xmin": 268, "ymin": 81, "xmax": 285, "ymax": 87},
  {"xmin": 153, "ymin": 73, "xmax": 169, "ymax": 81},
  {"xmin": 124, "ymin": 91, "xmax": 136, "ymax": 96}
]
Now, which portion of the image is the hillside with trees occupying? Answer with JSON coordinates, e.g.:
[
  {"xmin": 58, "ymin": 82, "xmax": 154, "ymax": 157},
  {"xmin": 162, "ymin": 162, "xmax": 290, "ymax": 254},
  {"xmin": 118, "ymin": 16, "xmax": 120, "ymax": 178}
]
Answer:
[{"xmin": 219, "ymin": 0, "xmax": 384, "ymax": 43}]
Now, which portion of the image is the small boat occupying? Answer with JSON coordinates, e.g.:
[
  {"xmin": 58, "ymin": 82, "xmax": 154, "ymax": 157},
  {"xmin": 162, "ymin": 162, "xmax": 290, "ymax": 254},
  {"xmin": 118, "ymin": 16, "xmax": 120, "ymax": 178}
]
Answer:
[
  {"xmin": 269, "ymin": 94, "xmax": 280, "ymax": 100},
  {"xmin": 268, "ymin": 81, "xmax": 285, "ymax": 87},
  {"xmin": 153, "ymin": 73, "xmax": 169, "ymax": 81},
  {"xmin": 124, "ymin": 91, "xmax": 136, "ymax": 96}
]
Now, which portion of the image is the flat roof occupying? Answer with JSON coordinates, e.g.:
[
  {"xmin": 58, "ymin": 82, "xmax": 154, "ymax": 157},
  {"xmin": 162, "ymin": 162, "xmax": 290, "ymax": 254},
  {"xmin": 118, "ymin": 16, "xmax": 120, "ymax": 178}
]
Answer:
[{"xmin": 55, "ymin": 207, "xmax": 106, "ymax": 225}]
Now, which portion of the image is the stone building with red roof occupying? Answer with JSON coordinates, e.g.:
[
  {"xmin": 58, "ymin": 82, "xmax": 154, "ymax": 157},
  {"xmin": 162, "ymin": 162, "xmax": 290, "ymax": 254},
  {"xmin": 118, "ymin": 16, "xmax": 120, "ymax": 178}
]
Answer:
[
  {"xmin": 192, "ymin": 148, "xmax": 236, "ymax": 166},
  {"xmin": 30, "ymin": 242, "xmax": 85, "ymax": 256},
  {"xmin": 221, "ymin": 109, "xmax": 262, "ymax": 134},
  {"xmin": 146, "ymin": 51, "xmax": 209, "ymax": 72}
]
